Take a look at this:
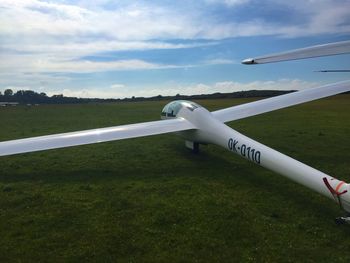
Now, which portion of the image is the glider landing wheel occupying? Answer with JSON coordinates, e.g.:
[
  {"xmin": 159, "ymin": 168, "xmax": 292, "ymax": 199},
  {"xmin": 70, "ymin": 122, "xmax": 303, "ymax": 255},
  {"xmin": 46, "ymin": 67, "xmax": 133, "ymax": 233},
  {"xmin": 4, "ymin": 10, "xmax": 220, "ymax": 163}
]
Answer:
[{"xmin": 185, "ymin": 140, "xmax": 200, "ymax": 154}]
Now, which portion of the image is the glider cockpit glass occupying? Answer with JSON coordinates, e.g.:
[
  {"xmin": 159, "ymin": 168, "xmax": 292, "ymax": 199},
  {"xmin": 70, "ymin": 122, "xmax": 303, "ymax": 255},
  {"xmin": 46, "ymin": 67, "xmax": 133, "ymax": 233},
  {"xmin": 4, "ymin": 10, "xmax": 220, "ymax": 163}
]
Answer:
[{"xmin": 161, "ymin": 100, "xmax": 201, "ymax": 119}]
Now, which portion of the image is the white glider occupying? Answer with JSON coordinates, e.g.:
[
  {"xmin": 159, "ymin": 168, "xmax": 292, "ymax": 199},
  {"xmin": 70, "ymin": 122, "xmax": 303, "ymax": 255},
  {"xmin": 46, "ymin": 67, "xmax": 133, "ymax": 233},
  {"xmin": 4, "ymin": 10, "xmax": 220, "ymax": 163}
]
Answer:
[
  {"xmin": 1, "ymin": 40, "xmax": 350, "ymax": 223},
  {"xmin": 1, "ymin": 81, "xmax": 350, "ymax": 221}
]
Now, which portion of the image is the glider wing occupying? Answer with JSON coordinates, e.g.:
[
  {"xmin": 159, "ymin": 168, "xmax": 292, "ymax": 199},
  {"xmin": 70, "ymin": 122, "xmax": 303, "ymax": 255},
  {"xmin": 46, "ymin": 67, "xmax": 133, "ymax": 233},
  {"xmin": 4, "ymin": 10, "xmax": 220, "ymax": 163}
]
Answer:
[
  {"xmin": 212, "ymin": 80, "xmax": 350, "ymax": 123},
  {"xmin": 0, "ymin": 118, "xmax": 195, "ymax": 156},
  {"xmin": 242, "ymin": 40, "xmax": 350, "ymax": 65}
]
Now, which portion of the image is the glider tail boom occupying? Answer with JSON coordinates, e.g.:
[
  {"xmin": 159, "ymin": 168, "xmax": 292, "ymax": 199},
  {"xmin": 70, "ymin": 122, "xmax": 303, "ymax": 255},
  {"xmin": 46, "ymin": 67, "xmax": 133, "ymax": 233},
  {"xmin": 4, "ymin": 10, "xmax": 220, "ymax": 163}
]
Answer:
[{"xmin": 198, "ymin": 120, "xmax": 350, "ymax": 214}]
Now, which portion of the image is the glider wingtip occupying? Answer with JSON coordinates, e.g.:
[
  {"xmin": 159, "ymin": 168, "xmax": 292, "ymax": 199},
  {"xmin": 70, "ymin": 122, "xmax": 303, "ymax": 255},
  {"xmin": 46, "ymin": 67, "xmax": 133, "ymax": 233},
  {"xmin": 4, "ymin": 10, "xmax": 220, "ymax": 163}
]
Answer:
[{"xmin": 241, "ymin": 58, "xmax": 257, "ymax": 65}]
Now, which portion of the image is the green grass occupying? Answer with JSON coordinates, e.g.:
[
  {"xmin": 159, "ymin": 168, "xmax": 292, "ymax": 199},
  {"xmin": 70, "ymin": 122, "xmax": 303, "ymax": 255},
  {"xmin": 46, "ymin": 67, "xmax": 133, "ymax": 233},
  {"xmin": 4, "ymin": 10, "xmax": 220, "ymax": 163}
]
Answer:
[{"xmin": 0, "ymin": 95, "xmax": 349, "ymax": 262}]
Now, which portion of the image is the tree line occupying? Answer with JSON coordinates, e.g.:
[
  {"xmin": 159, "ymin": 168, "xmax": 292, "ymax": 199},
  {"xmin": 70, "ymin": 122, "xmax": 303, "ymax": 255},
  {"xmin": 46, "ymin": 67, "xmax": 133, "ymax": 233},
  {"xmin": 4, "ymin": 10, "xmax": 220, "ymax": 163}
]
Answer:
[
  {"xmin": 0, "ymin": 88, "xmax": 301, "ymax": 104},
  {"xmin": 0, "ymin": 89, "xmax": 117, "ymax": 104}
]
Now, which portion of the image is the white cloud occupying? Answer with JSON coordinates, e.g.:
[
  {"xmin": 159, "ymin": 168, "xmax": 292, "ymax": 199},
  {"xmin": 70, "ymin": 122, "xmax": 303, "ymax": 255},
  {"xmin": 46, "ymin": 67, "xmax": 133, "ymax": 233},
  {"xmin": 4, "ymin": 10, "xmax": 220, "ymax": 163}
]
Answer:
[
  {"xmin": 0, "ymin": 53, "xmax": 175, "ymax": 73},
  {"xmin": 110, "ymin": 84, "xmax": 126, "ymax": 89},
  {"xmin": 0, "ymin": 72, "xmax": 71, "ymax": 89},
  {"xmin": 31, "ymin": 59, "xmax": 164, "ymax": 73},
  {"xmin": 206, "ymin": 0, "xmax": 250, "ymax": 7},
  {"xmin": 0, "ymin": 0, "xmax": 349, "ymax": 91},
  {"xmin": 2, "ymin": 41, "xmax": 210, "ymax": 59},
  {"xmin": 0, "ymin": 51, "xmax": 234, "ymax": 75},
  {"xmin": 2, "ymin": 0, "xmax": 349, "ymax": 43},
  {"xmin": 0, "ymin": 0, "xmax": 192, "ymax": 39},
  {"xmin": 203, "ymin": 58, "xmax": 236, "ymax": 65}
]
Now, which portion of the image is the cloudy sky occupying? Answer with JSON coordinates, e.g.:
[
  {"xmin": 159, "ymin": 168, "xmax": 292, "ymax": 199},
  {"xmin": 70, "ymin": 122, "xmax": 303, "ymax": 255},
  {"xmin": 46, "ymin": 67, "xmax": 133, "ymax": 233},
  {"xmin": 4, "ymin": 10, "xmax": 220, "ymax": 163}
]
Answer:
[{"xmin": 1, "ymin": 0, "xmax": 350, "ymax": 98}]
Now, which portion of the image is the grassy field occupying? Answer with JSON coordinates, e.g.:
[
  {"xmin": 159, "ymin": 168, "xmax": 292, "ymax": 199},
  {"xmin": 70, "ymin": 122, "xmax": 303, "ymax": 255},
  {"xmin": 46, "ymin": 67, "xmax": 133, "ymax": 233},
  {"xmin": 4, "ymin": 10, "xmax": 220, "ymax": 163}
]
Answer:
[{"xmin": 0, "ymin": 95, "xmax": 349, "ymax": 262}]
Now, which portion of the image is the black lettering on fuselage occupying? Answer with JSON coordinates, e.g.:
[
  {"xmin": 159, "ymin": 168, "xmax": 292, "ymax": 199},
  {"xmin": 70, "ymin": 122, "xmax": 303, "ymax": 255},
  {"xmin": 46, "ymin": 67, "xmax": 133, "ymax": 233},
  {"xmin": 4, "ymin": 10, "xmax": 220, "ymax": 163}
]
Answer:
[
  {"xmin": 228, "ymin": 138, "xmax": 239, "ymax": 152},
  {"xmin": 228, "ymin": 138, "xmax": 261, "ymax": 165}
]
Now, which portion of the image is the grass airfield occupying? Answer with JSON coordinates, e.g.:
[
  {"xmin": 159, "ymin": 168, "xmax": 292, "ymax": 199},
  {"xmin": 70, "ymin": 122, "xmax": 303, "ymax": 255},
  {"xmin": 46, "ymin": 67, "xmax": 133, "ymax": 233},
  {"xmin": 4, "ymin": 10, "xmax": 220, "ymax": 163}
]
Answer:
[{"xmin": 0, "ymin": 95, "xmax": 350, "ymax": 262}]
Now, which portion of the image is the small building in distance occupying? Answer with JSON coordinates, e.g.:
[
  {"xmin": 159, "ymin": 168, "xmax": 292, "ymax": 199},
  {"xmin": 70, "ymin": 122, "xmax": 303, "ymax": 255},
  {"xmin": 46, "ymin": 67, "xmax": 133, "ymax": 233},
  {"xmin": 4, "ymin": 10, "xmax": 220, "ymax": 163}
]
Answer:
[{"xmin": 0, "ymin": 102, "xmax": 19, "ymax": 107}]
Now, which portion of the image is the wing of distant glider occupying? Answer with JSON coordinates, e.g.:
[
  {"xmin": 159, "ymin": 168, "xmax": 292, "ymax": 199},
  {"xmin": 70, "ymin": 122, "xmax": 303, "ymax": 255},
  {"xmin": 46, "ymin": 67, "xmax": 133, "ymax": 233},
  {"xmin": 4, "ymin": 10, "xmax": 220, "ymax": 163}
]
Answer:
[
  {"xmin": 241, "ymin": 40, "xmax": 350, "ymax": 64},
  {"xmin": 315, "ymin": 70, "xmax": 350, "ymax": 73},
  {"xmin": 212, "ymin": 80, "xmax": 350, "ymax": 123},
  {"xmin": 0, "ymin": 118, "xmax": 195, "ymax": 156}
]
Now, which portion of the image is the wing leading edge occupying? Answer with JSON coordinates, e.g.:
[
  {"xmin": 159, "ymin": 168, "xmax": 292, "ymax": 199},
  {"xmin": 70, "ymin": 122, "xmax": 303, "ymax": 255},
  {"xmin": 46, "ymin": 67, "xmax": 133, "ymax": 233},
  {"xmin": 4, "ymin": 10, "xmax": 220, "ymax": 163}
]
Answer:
[
  {"xmin": 212, "ymin": 80, "xmax": 350, "ymax": 123},
  {"xmin": 0, "ymin": 118, "xmax": 195, "ymax": 156}
]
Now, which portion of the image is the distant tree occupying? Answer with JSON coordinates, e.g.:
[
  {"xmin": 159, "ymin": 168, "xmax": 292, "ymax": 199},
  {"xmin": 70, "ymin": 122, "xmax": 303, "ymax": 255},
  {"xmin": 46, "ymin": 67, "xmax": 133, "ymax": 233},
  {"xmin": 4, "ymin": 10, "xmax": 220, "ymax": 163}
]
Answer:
[{"xmin": 4, "ymin": 89, "xmax": 13, "ymax": 96}]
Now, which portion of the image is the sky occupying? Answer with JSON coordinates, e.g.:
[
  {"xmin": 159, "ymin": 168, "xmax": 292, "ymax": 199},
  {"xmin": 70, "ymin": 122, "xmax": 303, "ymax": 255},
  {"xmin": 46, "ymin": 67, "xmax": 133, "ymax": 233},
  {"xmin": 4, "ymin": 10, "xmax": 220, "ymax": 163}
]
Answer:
[{"xmin": 0, "ymin": 0, "xmax": 350, "ymax": 99}]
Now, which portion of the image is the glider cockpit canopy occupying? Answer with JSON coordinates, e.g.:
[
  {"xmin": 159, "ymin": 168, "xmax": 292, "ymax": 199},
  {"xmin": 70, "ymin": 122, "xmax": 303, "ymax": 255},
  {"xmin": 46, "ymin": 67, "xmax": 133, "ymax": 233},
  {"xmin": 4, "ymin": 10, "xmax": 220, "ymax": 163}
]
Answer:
[{"xmin": 161, "ymin": 100, "xmax": 201, "ymax": 119}]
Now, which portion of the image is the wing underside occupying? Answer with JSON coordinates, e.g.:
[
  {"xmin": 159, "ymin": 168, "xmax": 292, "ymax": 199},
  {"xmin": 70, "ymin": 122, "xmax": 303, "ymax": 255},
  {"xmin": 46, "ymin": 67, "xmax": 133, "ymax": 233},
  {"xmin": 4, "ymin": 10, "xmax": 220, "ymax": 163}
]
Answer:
[
  {"xmin": 241, "ymin": 40, "xmax": 350, "ymax": 64},
  {"xmin": 0, "ymin": 118, "xmax": 195, "ymax": 156}
]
